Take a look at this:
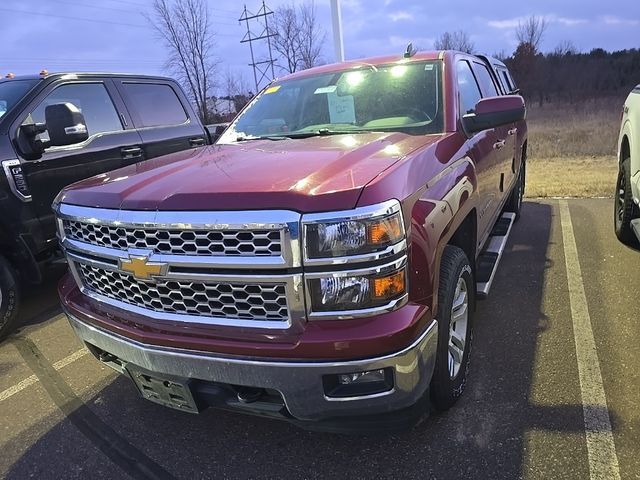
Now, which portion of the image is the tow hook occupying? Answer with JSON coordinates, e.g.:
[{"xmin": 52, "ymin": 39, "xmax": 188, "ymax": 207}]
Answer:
[
  {"xmin": 98, "ymin": 351, "xmax": 118, "ymax": 363},
  {"xmin": 236, "ymin": 386, "xmax": 264, "ymax": 403}
]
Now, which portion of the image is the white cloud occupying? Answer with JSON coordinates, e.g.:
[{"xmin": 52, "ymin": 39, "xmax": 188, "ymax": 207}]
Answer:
[
  {"xmin": 388, "ymin": 35, "xmax": 435, "ymax": 50},
  {"xmin": 488, "ymin": 18, "xmax": 521, "ymax": 29},
  {"xmin": 389, "ymin": 11, "xmax": 412, "ymax": 22},
  {"xmin": 488, "ymin": 14, "xmax": 587, "ymax": 30},
  {"xmin": 341, "ymin": 0, "xmax": 363, "ymax": 12},
  {"xmin": 601, "ymin": 15, "xmax": 640, "ymax": 26}
]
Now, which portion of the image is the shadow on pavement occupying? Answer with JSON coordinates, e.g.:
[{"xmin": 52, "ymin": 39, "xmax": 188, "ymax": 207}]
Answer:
[
  {"xmin": 4, "ymin": 202, "xmax": 607, "ymax": 479},
  {"xmin": 11, "ymin": 265, "xmax": 67, "ymax": 335}
]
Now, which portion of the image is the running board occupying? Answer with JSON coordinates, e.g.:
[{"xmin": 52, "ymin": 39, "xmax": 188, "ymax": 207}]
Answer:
[
  {"xmin": 631, "ymin": 219, "xmax": 640, "ymax": 242},
  {"xmin": 476, "ymin": 212, "xmax": 516, "ymax": 299}
]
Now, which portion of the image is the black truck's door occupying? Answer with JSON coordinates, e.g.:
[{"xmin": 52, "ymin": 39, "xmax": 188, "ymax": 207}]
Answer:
[
  {"xmin": 15, "ymin": 78, "xmax": 142, "ymax": 235},
  {"xmin": 113, "ymin": 79, "xmax": 208, "ymax": 162}
]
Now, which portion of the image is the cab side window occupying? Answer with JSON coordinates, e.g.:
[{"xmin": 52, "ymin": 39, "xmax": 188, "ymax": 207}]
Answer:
[
  {"xmin": 499, "ymin": 68, "xmax": 516, "ymax": 93},
  {"xmin": 25, "ymin": 83, "xmax": 122, "ymax": 140},
  {"xmin": 473, "ymin": 62, "xmax": 500, "ymax": 98},
  {"xmin": 122, "ymin": 83, "xmax": 188, "ymax": 128},
  {"xmin": 457, "ymin": 61, "xmax": 482, "ymax": 115}
]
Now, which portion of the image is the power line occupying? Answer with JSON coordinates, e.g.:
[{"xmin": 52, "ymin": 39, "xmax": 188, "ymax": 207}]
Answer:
[
  {"xmin": 48, "ymin": 0, "xmax": 143, "ymax": 14},
  {"xmin": 0, "ymin": 7, "xmax": 150, "ymax": 28},
  {"xmin": 99, "ymin": 0, "xmax": 151, "ymax": 7},
  {"xmin": 0, "ymin": 7, "xmax": 239, "ymax": 36}
]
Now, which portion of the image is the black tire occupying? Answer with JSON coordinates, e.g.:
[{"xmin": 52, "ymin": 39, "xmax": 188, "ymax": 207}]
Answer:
[
  {"xmin": 0, "ymin": 256, "xmax": 20, "ymax": 341},
  {"xmin": 614, "ymin": 157, "xmax": 639, "ymax": 247},
  {"xmin": 430, "ymin": 245, "xmax": 474, "ymax": 411},
  {"xmin": 504, "ymin": 160, "xmax": 525, "ymax": 221}
]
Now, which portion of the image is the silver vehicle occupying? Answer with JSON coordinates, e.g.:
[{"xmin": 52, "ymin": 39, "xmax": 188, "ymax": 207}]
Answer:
[{"xmin": 615, "ymin": 84, "xmax": 640, "ymax": 246}]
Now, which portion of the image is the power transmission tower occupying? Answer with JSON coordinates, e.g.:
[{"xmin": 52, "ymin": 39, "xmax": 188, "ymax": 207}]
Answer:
[{"xmin": 239, "ymin": 2, "xmax": 277, "ymax": 93}]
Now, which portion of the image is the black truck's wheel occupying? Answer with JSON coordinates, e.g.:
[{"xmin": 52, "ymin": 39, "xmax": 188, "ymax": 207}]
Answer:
[
  {"xmin": 430, "ymin": 245, "xmax": 474, "ymax": 410},
  {"xmin": 504, "ymin": 161, "xmax": 525, "ymax": 220},
  {"xmin": 614, "ymin": 157, "xmax": 639, "ymax": 246},
  {"xmin": 0, "ymin": 256, "xmax": 20, "ymax": 341}
]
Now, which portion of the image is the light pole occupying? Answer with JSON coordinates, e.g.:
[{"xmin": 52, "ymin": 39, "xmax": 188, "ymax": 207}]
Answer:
[{"xmin": 330, "ymin": 0, "xmax": 345, "ymax": 62}]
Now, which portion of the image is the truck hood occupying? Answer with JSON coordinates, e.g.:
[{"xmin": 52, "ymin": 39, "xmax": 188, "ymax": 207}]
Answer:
[{"xmin": 60, "ymin": 132, "xmax": 443, "ymax": 212}]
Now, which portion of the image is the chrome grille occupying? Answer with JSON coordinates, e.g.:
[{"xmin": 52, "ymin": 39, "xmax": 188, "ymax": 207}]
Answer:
[
  {"xmin": 78, "ymin": 264, "xmax": 289, "ymax": 322},
  {"xmin": 63, "ymin": 220, "xmax": 282, "ymax": 256}
]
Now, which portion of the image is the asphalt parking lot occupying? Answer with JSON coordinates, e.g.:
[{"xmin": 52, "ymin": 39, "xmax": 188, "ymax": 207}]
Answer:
[{"xmin": 1, "ymin": 198, "xmax": 639, "ymax": 480}]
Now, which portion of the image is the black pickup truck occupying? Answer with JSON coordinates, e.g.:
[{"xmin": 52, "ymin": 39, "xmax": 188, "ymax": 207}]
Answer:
[{"xmin": 0, "ymin": 72, "xmax": 222, "ymax": 339}]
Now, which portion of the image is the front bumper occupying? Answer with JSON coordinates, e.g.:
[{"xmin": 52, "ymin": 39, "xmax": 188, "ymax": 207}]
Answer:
[{"xmin": 67, "ymin": 312, "xmax": 438, "ymax": 423}]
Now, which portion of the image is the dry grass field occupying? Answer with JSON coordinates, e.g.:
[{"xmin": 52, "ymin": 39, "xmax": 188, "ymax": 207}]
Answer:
[{"xmin": 524, "ymin": 97, "xmax": 622, "ymax": 198}]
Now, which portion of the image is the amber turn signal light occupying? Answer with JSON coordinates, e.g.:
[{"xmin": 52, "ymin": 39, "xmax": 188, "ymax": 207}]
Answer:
[
  {"xmin": 367, "ymin": 215, "xmax": 403, "ymax": 245},
  {"xmin": 372, "ymin": 270, "xmax": 406, "ymax": 299}
]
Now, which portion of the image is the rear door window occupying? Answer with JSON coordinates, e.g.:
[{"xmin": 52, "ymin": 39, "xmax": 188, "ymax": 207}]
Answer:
[
  {"xmin": 122, "ymin": 83, "xmax": 188, "ymax": 128},
  {"xmin": 473, "ymin": 62, "xmax": 500, "ymax": 98}
]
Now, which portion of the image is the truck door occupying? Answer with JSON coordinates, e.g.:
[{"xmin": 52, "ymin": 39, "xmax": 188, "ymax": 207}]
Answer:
[
  {"xmin": 113, "ymin": 80, "xmax": 208, "ymax": 163},
  {"xmin": 471, "ymin": 60, "xmax": 516, "ymax": 207},
  {"xmin": 457, "ymin": 60, "xmax": 503, "ymax": 244},
  {"xmin": 15, "ymin": 79, "xmax": 142, "ymax": 237}
]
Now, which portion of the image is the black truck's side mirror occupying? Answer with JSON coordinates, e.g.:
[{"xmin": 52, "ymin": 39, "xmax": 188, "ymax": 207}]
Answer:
[
  {"xmin": 45, "ymin": 103, "xmax": 89, "ymax": 147},
  {"xmin": 206, "ymin": 122, "xmax": 229, "ymax": 143},
  {"xmin": 462, "ymin": 95, "xmax": 526, "ymax": 134}
]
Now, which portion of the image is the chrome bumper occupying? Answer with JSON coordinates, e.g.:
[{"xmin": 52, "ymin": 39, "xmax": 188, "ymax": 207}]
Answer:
[{"xmin": 67, "ymin": 314, "xmax": 438, "ymax": 421}]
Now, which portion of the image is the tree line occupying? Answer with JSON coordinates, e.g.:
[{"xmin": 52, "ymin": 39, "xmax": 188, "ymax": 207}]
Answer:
[{"xmin": 505, "ymin": 47, "xmax": 640, "ymax": 106}]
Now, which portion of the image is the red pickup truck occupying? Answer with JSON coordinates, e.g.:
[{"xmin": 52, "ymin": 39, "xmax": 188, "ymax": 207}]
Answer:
[{"xmin": 54, "ymin": 50, "xmax": 527, "ymax": 431}]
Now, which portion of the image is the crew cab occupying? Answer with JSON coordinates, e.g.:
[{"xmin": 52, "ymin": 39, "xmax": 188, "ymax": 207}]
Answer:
[
  {"xmin": 614, "ymin": 85, "xmax": 640, "ymax": 246},
  {"xmin": 0, "ymin": 72, "xmax": 213, "ymax": 339},
  {"xmin": 55, "ymin": 51, "xmax": 527, "ymax": 431}
]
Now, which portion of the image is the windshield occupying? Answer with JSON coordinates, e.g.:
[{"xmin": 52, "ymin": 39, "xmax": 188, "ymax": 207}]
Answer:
[
  {"xmin": 0, "ymin": 79, "xmax": 38, "ymax": 120},
  {"xmin": 218, "ymin": 60, "xmax": 443, "ymax": 143}
]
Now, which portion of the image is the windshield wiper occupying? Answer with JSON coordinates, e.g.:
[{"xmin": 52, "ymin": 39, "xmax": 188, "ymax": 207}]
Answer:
[
  {"xmin": 235, "ymin": 129, "xmax": 370, "ymax": 142},
  {"xmin": 264, "ymin": 128, "xmax": 372, "ymax": 139},
  {"xmin": 235, "ymin": 134, "xmax": 284, "ymax": 142}
]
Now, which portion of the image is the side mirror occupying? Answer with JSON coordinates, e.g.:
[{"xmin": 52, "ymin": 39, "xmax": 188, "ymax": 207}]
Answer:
[
  {"xmin": 206, "ymin": 122, "xmax": 229, "ymax": 143},
  {"xmin": 45, "ymin": 102, "xmax": 89, "ymax": 147},
  {"xmin": 462, "ymin": 95, "xmax": 525, "ymax": 134}
]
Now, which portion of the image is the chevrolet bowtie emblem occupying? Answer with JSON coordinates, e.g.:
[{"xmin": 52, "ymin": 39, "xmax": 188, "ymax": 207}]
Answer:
[{"xmin": 119, "ymin": 253, "xmax": 167, "ymax": 281}]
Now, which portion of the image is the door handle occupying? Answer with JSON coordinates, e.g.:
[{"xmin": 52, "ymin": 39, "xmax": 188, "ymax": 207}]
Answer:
[
  {"xmin": 507, "ymin": 128, "xmax": 518, "ymax": 136},
  {"xmin": 189, "ymin": 137, "xmax": 206, "ymax": 147},
  {"xmin": 121, "ymin": 146, "xmax": 143, "ymax": 159},
  {"xmin": 493, "ymin": 140, "xmax": 506, "ymax": 150}
]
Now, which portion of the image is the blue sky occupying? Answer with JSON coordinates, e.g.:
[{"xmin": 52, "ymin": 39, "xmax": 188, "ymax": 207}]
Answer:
[{"xmin": 2, "ymin": 0, "xmax": 639, "ymax": 92}]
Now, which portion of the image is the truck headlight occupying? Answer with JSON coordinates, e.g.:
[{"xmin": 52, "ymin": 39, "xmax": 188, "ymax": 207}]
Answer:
[
  {"xmin": 308, "ymin": 260, "xmax": 407, "ymax": 313},
  {"xmin": 303, "ymin": 200, "xmax": 405, "ymax": 259}
]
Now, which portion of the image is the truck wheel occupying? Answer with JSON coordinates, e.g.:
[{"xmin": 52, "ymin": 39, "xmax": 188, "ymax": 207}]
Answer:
[
  {"xmin": 0, "ymin": 256, "xmax": 20, "ymax": 341},
  {"xmin": 430, "ymin": 245, "xmax": 474, "ymax": 411},
  {"xmin": 614, "ymin": 157, "xmax": 639, "ymax": 246},
  {"xmin": 504, "ymin": 161, "xmax": 525, "ymax": 220}
]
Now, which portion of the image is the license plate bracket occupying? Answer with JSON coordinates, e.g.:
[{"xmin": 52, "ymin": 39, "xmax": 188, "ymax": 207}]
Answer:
[{"xmin": 127, "ymin": 366, "xmax": 200, "ymax": 414}]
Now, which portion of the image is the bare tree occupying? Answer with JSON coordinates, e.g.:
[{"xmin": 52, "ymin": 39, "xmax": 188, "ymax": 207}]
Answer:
[
  {"xmin": 222, "ymin": 68, "xmax": 253, "ymax": 113},
  {"xmin": 493, "ymin": 49, "xmax": 509, "ymax": 62},
  {"xmin": 147, "ymin": 0, "xmax": 218, "ymax": 123},
  {"xmin": 434, "ymin": 31, "xmax": 474, "ymax": 54},
  {"xmin": 553, "ymin": 40, "xmax": 578, "ymax": 56},
  {"xmin": 272, "ymin": 1, "xmax": 325, "ymax": 73},
  {"xmin": 516, "ymin": 15, "xmax": 548, "ymax": 52},
  {"xmin": 298, "ymin": 2, "xmax": 324, "ymax": 70}
]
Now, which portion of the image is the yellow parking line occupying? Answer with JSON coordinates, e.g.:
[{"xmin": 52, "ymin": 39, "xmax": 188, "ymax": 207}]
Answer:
[{"xmin": 0, "ymin": 347, "xmax": 88, "ymax": 402}]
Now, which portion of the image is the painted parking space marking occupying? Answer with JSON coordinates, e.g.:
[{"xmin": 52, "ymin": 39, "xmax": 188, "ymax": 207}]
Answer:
[
  {"xmin": 0, "ymin": 347, "xmax": 87, "ymax": 403},
  {"xmin": 559, "ymin": 199, "xmax": 621, "ymax": 480}
]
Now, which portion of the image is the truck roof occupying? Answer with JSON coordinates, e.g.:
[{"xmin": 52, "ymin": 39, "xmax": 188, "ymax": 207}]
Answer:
[
  {"xmin": 0, "ymin": 72, "xmax": 176, "ymax": 83},
  {"xmin": 275, "ymin": 50, "xmax": 500, "ymax": 83},
  {"xmin": 276, "ymin": 51, "xmax": 450, "ymax": 82}
]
